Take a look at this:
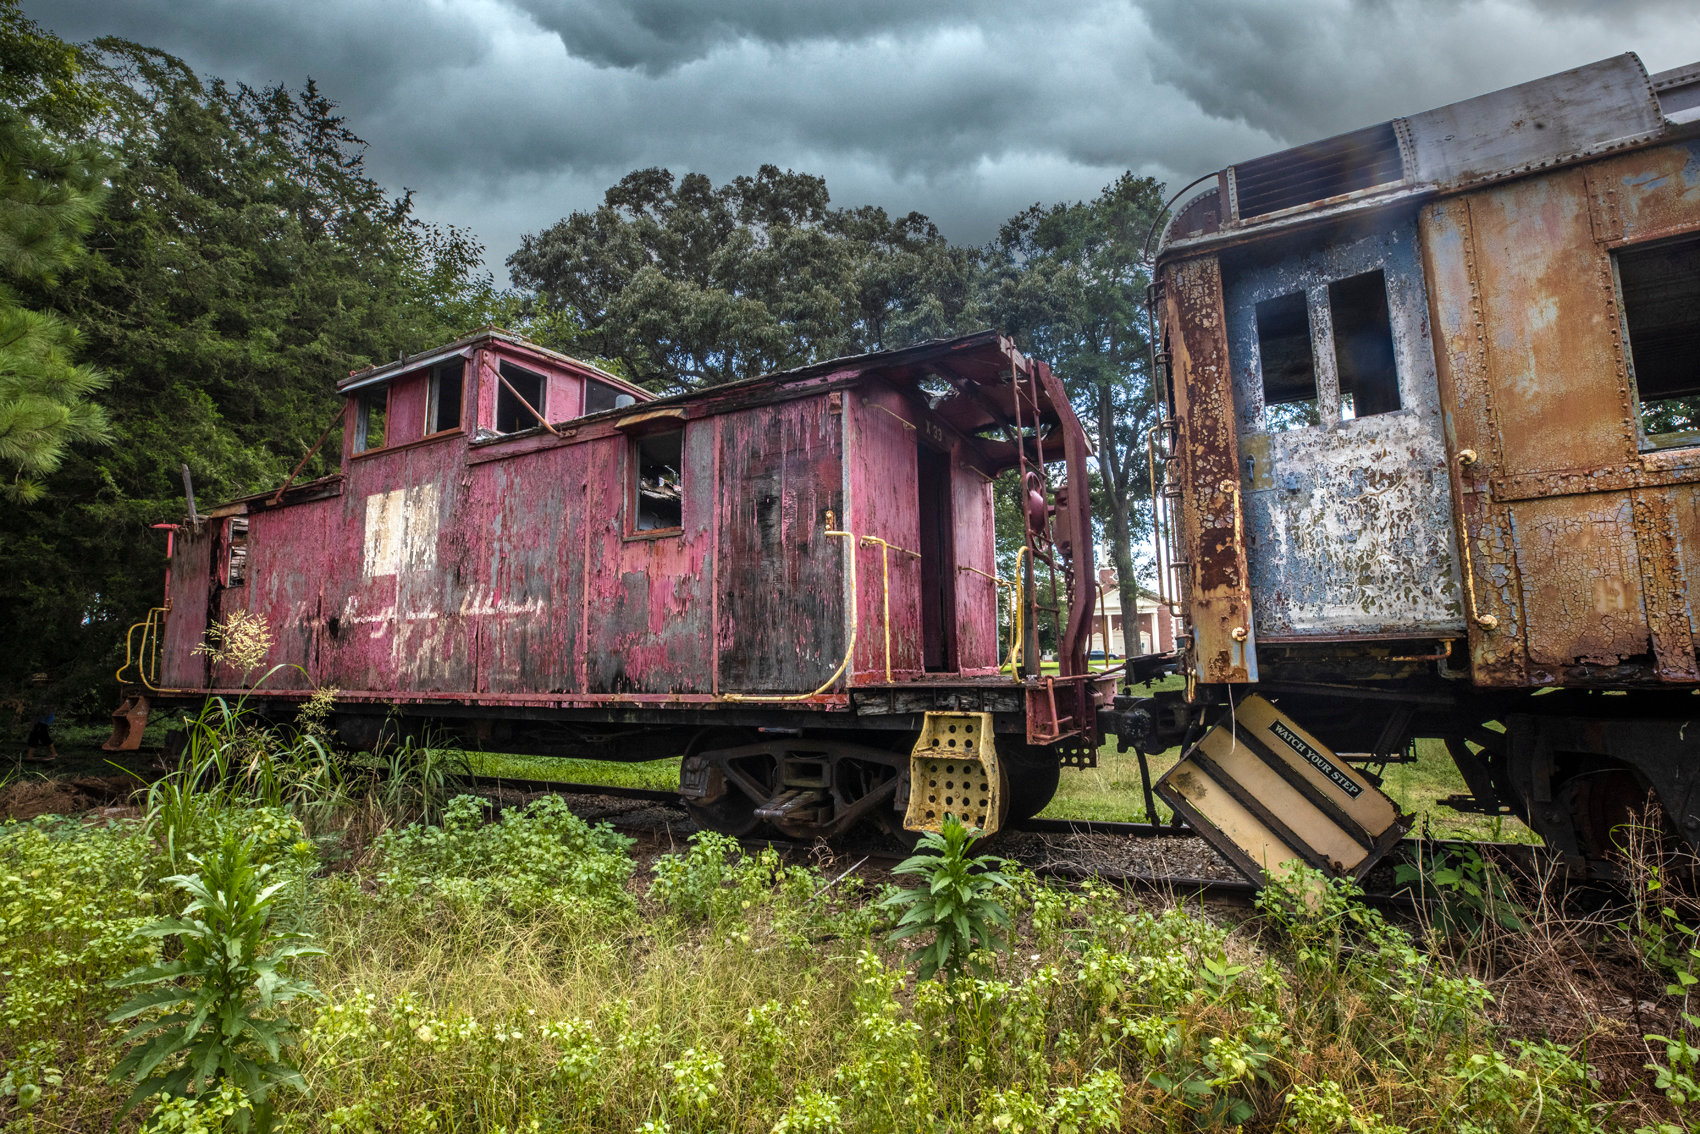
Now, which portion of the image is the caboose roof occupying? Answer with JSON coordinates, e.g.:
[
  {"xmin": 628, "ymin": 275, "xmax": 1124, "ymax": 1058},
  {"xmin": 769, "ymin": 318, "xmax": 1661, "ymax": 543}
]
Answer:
[
  {"xmin": 618, "ymin": 329, "xmax": 1080, "ymax": 468},
  {"xmin": 338, "ymin": 327, "xmax": 645, "ymax": 398},
  {"xmin": 1158, "ymin": 51, "xmax": 1700, "ymax": 259}
]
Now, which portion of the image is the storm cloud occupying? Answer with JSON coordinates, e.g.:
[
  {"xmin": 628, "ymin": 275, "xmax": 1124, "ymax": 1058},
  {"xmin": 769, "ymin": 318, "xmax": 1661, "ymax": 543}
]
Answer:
[{"xmin": 25, "ymin": 0, "xmax": 1700, "ymax": 274}]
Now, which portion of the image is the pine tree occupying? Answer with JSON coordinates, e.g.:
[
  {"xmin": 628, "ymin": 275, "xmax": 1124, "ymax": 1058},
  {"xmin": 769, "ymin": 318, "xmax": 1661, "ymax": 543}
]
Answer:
[{"xmin": 0, "ymin": 110, "xmax": 110, "ymax": 503}]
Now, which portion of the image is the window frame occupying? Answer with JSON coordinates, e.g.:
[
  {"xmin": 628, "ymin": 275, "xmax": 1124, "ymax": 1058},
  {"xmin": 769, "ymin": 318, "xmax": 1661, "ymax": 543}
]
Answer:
[
  {"xmin": 1613, "ymin": 234, "xmax": 1700, "ymax": 452},
  {"xmin": 625, "ymin": 425, "xmax": 686, "ymax": 539},
  {"xmin": 426, "ymin": 360, "xmax": 465, "ymax": 436},
  {"xmin": 493, "ymin": 360, "xmax": 549, "ymax": 435},
  {"xmin": 353, "ymin": 385, "xmax": 389, "ymax": 454}
]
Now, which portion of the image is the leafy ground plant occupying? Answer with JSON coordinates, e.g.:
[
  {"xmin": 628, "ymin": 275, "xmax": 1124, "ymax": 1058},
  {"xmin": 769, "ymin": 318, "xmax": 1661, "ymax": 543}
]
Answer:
[
  {"xmin": 108, "ymin": 832, "xmax": 324, "ymax": 1131},
  {"xmin": 881, "ymin": 814, "xmax": 1014, "ymax": 979}
]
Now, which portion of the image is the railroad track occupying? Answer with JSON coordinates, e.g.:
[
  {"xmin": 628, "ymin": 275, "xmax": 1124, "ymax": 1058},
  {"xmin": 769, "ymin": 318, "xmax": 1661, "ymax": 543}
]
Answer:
[{"xmin": 453, "ymin": 774, "xmax": 1520, "ymax": 906}]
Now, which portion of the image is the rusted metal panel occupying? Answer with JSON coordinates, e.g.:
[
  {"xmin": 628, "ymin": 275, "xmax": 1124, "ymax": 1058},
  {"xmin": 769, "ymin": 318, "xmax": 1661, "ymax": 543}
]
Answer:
[
  {"xmin": 1419, "ymin": 198, "xmax": 1530, "ymax": 684},
  {"xmin": 1164, "ymin": 254, "xmax": 1256, "ymax": 682},
  {"xmin": 1405, "ymin": 54, "xmax": 1662, "ymax": 190},
  {"xmin": 717, "ymin": 395, "xmax": 846, "ymax": 691},
  {"xmin": 1419, "ymin": 134, "xmax": 1700, "ymax": 685},
  {"xmin": 1507, "ymin": 494, "xmax": 1649, "ymax": 677},
  {"xmin": 1223, "ymin": 217, "xmax": 1463, "ymax": 637},
  {"xmin": 1632, "ymin": 489, "xmax": 1700, "ymax": 681},
  {"xmin": 1467, "ymin": 168, "xmax": 1636, "ymax": 474}
]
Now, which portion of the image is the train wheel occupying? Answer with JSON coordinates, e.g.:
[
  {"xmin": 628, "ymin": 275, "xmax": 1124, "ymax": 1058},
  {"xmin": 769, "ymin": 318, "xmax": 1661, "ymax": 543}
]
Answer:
[
  {"xmin": 1000, "ymin": 743, "xmax": 1061, "ymax": 825},
  {"xmin": 680, "ymin": 728, "xmax": 770, "ymax": 837}
]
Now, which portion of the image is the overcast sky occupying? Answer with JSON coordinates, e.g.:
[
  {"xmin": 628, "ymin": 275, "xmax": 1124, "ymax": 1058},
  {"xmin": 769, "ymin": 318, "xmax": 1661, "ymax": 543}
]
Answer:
[{"xmin": 27, "ymin": 0, "xmax": 1700, "ymax": 280}]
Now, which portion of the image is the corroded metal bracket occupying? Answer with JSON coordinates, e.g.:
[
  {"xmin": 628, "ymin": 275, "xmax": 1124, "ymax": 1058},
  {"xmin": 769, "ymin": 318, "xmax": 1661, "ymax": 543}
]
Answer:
[{"xmin": 905, "ymin": 711, "xmax": 1004, "ymax": 834}]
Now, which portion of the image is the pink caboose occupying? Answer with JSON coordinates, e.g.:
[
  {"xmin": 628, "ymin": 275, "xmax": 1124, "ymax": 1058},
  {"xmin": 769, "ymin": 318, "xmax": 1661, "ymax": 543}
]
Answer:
[{"xmin": 110, "ymin": 329, "xmax": 1104, "ymax": 839}]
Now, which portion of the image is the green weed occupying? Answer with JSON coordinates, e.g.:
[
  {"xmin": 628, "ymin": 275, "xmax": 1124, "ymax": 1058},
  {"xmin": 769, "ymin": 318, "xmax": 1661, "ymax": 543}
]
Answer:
[{"xmin": 108, "ymin": 832, "xmax": 324, "ymax": 1130}]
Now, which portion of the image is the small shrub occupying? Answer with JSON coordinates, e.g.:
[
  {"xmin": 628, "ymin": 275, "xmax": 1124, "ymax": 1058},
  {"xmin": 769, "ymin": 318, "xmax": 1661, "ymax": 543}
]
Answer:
[
  {"xmin": 880, "ymin": 814, "xmax": 1013, "ymax": 979},
  {"xmin": 373, "ymin": 794, "xmax": 634, "ymax": 915},
  {"xmin": 1395, "ymin": 842, "xmax": 1528, "ymax": 940},
  {"xmin": 648, "ymin": 830, "xmax": 812, "ymax": 925},
  {"xmin": 108, "ymin": 833, "xmax": 324, "ymax": 1129}
]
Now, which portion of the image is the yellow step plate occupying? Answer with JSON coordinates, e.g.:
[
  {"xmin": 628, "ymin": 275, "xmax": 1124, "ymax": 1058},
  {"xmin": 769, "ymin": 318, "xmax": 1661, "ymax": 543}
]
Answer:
[
  {"xmin": 904, "ymin": 712, "xmax": 1004, "ymax": 835},
  {"xmin": 1155, "ymin": 695, "xmax": 1411, "ymax": 885}
]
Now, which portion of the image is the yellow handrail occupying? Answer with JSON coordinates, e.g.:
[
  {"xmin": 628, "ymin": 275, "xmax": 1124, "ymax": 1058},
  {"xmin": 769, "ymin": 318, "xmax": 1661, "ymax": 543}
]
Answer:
[
  {"xmin": 723, "ymin": 514, "xmax": 859, "ymax": 702},
  {"xmin": 1001, "ymin": 545, "xmax": 1029, "ymax": 679},
  {"xmin": 115, "ymin": 607, "xmax": 168, "ymax": 691},
  {"xmin": 860, "ymin": 536, "xmax": 918, "ymax": 682}
]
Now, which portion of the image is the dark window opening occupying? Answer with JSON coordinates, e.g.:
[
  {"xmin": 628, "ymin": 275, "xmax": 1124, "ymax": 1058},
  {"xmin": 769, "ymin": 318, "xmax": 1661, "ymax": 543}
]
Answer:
[
  {"xmin": 495, "ymin": 361, "xmax": 547, "ymax": 434},
  {"xmin": 227, "ymin": 519, "xmax": 249, "ymax": 586},
  {"xmin": 355, "ymin": 388, "xmax": 387, "ymax": 452},
  {"xmin": 1619, "ymin": 236, "xmax": 1700, "ymax": 445},
  {"xmin": 633, "ymin": 429, "xmax": 684, "ymax": 532},
  {"xmin": 585, "ymin": 378, "xmax": 633, "ymax": 416},
  {"xmin": 916, "ymin": 445, "xmax": 957, "ymax": 672},
  {"xmin": 1256, "ymin": 292, "xmax": 1319, "ymax": 431},
  {"xmin": 1330, "ymin": 270, "xmax": 1400, "ymax": 419},
  {"xmin": 429, "ymin": 360, "xmax": 463, "ymax": 433}
]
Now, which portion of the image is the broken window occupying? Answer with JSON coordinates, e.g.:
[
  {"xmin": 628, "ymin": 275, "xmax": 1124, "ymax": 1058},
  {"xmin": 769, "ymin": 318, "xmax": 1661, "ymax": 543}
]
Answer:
[
  {"xmin": 428, "ymin": 360, "xmax": 464, "ymax": 434},
  {"xmin": 632, "ymin": 429, "xmax": 684, "ymax": 532},
  {"xmin": 227, "ymin": 518, "xmax": 249, "ymax": 586},
  {"xmin": 1330, "ymin": 270, "xmax": 1400, "ymax": 419},
  {"xmin": 355, "ymin": 387, "xmax": 387, "ymax": 452},
  {"xmin": 1256, "ymin": 292, "xmax": 1319, "ymax": 431},
  {"xmin": 495, "ymin": 361, "xmax": 547, "ymax": 434},
  {"xmin": 1617, "ymin": 235, "xmax": 1700, "ymax": 446},
  {"xmin": 585, "ymin": 378, "xmax": 633, "ymax": 416}
]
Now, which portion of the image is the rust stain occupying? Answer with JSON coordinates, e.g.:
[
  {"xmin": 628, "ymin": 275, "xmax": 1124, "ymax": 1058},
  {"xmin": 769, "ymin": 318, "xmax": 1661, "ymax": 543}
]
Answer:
[{"xmin": 1164, "ymin": 254, "xmax": 1256, "ymax": 682}]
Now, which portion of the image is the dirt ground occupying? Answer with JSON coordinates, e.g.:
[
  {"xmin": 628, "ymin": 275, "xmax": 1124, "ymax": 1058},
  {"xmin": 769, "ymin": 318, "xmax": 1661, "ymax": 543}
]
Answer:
[{"xmin": 0, "ymin": 773, "xmax": 141, "ymax": 822}]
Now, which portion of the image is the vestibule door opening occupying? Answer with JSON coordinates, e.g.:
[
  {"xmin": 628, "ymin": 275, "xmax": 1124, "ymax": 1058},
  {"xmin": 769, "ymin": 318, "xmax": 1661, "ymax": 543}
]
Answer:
[{"xmin": 916, "ymin": 445, "xmax": 957, "ymax": 672}]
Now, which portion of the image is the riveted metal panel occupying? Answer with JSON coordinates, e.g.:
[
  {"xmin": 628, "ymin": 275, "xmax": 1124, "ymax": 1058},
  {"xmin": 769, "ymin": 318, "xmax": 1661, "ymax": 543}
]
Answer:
[{"xmin": 1164, "ymin": 255, "xmax": 1257, "ymax": 682}]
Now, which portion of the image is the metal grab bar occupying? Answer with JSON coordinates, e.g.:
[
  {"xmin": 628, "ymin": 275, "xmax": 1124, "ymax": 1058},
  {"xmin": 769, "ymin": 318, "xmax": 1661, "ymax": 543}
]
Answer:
[
  {"xmin": 115, "ymin": 607, "xmax": 168, "ymax": 691},
  {"xmin": 861, "ymin": 535, "xmax": 918, "ymax": 682},
  {"xmin": 1452, "ymin": 450, "xmax": 1500, "ymax": 631}
]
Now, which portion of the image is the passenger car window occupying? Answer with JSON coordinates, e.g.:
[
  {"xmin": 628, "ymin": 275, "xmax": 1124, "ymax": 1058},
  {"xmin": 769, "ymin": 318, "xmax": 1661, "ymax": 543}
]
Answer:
[
  {"xmin": 1329, "ymin": 270, "xmax": 1400, "ymax": 420},
  {"xmin": 1256, "ymin": 292, "xmax": 1319, "ymax": 431},
  {"xmin": 632, "ymin": 429, "xmax": 684, "ymax": 533},
  {"xmin": 1617, "ymin": 235, "xmax": 1700, "ymax": 448}
]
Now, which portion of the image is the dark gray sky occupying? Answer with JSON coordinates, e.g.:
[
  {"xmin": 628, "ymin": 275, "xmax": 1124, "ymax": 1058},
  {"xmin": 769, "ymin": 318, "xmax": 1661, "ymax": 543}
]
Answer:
[{"xmin": 28, "ymin": 0, "xmax": 1700, "ymax": 278}]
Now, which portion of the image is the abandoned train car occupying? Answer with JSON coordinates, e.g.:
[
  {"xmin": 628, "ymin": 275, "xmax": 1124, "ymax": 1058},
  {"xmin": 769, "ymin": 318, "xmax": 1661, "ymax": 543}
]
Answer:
[
  {"xmin": 109, "ymin": 330, "xmax": 1106, "ymax": 841},
  {"xmin": 1144, "ymin": 51, "xmax": 1700, "ymax": 866}
]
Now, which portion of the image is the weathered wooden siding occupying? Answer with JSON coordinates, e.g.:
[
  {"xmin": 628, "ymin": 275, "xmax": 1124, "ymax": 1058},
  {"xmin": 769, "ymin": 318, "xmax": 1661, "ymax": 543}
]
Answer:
[
  {"xmin": 717, "ymin": 395, "xmax": 847, "ymax": 692},
  {"xmin": 160, "ymin": 526, "xmax": 213, "ymax": 688},
  {"xmin": 163, "ymin": 344, "xmax": 1028, "ymax": 703},
  {"xmin": 386, "ymin": 374, "xmax": 429, "ymax": 446},
  {"xmin": 951, "ymin": 462, "xmax": 999, "ymax": 672},
  {"xmin": 850, "ymin": 384, "xmax": 924, "ymax": 681}
]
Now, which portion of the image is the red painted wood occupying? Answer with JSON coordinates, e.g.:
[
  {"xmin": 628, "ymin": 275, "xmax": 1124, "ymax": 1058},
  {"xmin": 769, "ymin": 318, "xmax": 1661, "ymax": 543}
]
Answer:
[{"xmin": 157, "ymin": 335, "xmax": 1045, "ymax": 708}]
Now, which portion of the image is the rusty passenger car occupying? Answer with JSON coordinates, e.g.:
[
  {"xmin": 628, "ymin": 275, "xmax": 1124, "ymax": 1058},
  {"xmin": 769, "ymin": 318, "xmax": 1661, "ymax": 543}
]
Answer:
[
  {"xmin": 1145, "ymin": 53, "xmax": 1700, "ymax": 863},
  {"xmin": 109, "ymin": 329, "xmax": 1105, "ymax": 840}
]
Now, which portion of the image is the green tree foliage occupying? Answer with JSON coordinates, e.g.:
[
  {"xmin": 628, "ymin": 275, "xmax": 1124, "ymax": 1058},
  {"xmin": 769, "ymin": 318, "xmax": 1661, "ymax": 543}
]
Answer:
[
  {"xmin": 0, "ymin": 108, "xmax": 111, "ymax": 503},
  {"xmin": 0, "ymin": 29, "xmax": 490, "ymax": 706},
  {"xmin": 508, "ymin": 165, "xmax": 977, "ymax": 390},
  {"xmin": 979, "ymin": 173, "xmax": 1167, "ymax": 643}
]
